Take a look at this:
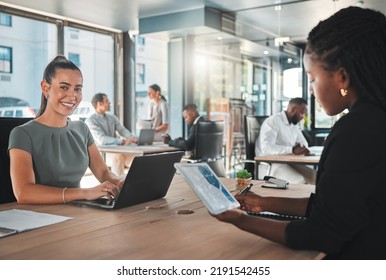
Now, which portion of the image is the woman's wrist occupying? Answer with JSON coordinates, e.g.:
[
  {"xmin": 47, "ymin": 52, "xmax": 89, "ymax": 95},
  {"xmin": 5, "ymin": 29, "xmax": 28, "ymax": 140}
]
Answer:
[{"xmin": 62, "ymin": 187, "xmax": 68, "ymax": 204}]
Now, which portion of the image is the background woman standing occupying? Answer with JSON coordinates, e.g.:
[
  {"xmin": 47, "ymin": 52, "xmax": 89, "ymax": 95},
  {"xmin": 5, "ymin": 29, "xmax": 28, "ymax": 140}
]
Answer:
[{"xmin": 147, "ymin": 84, "xmax": 169, "ymax": 141}]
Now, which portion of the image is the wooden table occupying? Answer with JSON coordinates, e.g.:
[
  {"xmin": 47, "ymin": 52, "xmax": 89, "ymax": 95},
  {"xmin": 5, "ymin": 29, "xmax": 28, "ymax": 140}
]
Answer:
[
  {"xmin": 254, "ymin": 154, "xmax": 320, "ymax": 178},
  {"xmin": 98, "ymin": 143, "xmax": 181, "ymax": 160},
  {"xmin": 0, "ymin": 176, "xmax": 323, "ymax": 260}
]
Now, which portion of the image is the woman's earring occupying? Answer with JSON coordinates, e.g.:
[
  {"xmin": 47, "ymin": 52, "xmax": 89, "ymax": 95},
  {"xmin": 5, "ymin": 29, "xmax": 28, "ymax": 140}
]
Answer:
[{"xmin": 340, "ymin": 88, "xmax": 348, "ymax": 97}]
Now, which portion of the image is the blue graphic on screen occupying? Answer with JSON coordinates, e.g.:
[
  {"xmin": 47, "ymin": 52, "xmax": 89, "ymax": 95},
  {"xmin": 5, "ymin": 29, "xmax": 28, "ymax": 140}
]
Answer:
[{"xmin": 198, "ymin": 166, "xmax": 234, "ymax": 202}]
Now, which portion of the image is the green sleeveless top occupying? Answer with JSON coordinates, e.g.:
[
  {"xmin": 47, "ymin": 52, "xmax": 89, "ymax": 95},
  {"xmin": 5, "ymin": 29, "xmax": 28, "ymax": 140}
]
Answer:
[{"xmin": 8, "ymin": 119, "xmax": 94, "ymax": 188}]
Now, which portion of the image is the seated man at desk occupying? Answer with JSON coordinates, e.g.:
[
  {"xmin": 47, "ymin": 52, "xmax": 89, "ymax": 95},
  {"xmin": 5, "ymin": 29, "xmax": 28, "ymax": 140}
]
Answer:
[
  {"xmin": 163, "ymin": 104, "xmax": 204, "ymax": 156},
  {"xmin": 86, "ymin": 93, "xmax": 138, "ymax": 176},
  {"xmin": 255, "ymin": 97, "xmax": 316, "ymax": 184}
]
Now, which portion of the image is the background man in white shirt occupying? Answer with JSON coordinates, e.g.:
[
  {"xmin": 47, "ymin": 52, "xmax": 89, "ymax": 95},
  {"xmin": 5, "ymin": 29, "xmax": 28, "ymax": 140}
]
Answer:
[
  {"xmin": 86, "ymin": 93, "xmax": 138, "ymax": 176},
  {"xmin": 255, "ymin": 97, "xmax": 316, "ymax": 184}
]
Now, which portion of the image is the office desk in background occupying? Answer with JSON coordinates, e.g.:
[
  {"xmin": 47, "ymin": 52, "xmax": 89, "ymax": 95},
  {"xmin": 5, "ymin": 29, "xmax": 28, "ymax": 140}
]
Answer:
[
  {"xmin": 98, "ymin": 142, "xmax": 181, "ymax": 160},
  {"xmin": 0, "ymin": 176, "xmax": 323, "ymax": 260},
  {"xmin": 254, "ymin": 154, "xmax": 320, "ymax": 178}
]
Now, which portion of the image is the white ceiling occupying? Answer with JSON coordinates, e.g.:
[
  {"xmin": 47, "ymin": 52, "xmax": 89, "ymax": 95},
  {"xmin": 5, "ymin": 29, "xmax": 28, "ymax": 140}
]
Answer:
[{"xmin": 1, "ymin": 0, "xmax": 386, "ymax": 43}]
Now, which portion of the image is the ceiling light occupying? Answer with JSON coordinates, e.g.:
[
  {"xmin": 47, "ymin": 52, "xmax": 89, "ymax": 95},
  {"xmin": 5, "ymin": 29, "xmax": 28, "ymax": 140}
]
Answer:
[{"xmin": 274, "ymin": 36, "xmax": 290, "ymax": 47}]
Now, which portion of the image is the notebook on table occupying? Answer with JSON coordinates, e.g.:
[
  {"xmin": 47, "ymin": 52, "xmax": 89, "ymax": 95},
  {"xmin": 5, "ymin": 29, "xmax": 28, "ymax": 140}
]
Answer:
[
  {"xmin": 308, "ymin": 145, "xmax": 324, "ymax": 156},
  {"xmin": 246, "ymin": 211, "xmax": 307, "ymax": 221},
  {"xmin": 72, "ymin": 151, "xmax": 184, "ymax": 210}
]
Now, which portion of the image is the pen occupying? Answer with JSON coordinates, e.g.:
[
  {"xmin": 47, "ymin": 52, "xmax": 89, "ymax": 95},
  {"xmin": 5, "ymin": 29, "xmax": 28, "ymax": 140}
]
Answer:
[{"xmin": 239, "ymin": 183, "xmax": 253, "ymax": 195}]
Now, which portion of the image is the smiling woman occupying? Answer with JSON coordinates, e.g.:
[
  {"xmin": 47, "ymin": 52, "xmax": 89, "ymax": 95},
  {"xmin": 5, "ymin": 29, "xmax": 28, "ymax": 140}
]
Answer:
[
  {"xmin": 35, "ymin": 55, "xmax": 83, "ymax": 124},
  {"xmin": 7, "ymin": 55, "xmax": 124, "ymax": 205}
]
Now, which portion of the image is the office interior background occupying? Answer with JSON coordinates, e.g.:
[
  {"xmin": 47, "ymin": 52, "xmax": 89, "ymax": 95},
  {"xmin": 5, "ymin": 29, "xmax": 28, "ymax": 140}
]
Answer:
[{"xmin": 1, "ymin": 0, "xmax": 385, "ymax": 157}]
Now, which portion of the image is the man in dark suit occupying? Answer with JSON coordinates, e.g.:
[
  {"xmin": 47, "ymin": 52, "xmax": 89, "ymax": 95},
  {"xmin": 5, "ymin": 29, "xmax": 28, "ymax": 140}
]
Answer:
[{"xmin": 163, "ymin": 104, "xmax": 204, "ymax": 153}]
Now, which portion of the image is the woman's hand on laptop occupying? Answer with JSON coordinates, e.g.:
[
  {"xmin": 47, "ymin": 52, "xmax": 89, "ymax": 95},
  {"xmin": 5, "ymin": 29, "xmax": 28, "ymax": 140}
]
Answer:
[{"xmin": 87, "ymin": 181, "xmax": 121, "ymax": 201}]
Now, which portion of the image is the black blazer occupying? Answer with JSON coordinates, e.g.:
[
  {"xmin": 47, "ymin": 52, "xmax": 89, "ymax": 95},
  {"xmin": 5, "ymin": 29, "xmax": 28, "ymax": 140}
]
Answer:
[{"xmin": 168, "ymin": 115, "xmax": 204, "ymax": 152}]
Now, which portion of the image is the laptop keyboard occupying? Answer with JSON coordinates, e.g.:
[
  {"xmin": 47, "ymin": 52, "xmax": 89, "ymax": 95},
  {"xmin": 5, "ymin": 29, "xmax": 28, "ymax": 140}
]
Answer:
[{"xmin": 95, "ymin": 197, "xmax": 115, "ymax": 207}]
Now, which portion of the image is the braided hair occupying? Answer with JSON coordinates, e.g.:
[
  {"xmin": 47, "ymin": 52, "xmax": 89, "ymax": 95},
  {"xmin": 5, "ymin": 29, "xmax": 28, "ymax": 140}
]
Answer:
[{"xmin": 305, "ymin": 6, "xmax": 386, "ymax": 111}]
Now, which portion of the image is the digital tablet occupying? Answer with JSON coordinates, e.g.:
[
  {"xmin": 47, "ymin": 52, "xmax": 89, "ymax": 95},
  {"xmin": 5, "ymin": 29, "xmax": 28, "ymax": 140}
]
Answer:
[{"xmin": 174, "ymin": 163, "xmax": 240, "ymax": 215}]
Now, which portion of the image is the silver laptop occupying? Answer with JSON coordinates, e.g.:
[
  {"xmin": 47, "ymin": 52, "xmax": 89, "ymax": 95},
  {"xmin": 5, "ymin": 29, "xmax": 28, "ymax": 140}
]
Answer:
[
  {"xmin": 136, "ymin": 128, "xmax": 155, "ymax": 146},
  {"xmin": 72, "ymin": 151, "xmax": 184, "ymax": 209}
]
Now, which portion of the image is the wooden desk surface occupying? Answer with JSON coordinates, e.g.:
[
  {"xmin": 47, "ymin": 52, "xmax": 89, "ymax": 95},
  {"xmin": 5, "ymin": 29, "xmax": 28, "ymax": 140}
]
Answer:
[
  {"xmin": 98, "ymin": 143, "xmax": 181, "ymax": 156},
  {"xmin": 0, "ymin": 176, "xmax": 323, "ymax": 260},
  {"xmin": 255, "ymin": 154, "xmax": 320, "ymax": 165}
]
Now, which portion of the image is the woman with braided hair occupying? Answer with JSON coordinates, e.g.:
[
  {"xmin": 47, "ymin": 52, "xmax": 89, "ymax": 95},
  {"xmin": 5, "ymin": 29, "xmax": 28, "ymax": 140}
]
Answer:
[{"xmin": 212, "ymin": 6, "xmax": 386, "ymax": 259}]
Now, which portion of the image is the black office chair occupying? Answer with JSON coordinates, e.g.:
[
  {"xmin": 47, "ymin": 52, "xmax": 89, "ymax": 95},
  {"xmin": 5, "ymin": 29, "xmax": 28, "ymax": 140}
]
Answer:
[
  {"xmin": 190, "ymin": 121, "xmax": 226, "ymax": 177},
  {"xmin": 243, "ymin": 115, "xmax": 269, "ymax": 179},
  {"xmin": 0, "ymin": 117, "xmax": 33, "ymax": 204}
]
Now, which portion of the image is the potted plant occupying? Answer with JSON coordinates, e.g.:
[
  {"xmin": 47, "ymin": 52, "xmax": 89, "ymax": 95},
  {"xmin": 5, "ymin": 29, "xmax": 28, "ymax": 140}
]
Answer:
[{"xmin": 235, "ymin": 169, "xmax": 252, "ymax": 191}]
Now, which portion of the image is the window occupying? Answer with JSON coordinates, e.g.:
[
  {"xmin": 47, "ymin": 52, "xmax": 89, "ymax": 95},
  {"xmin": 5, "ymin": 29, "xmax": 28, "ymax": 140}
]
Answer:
[
  {"xmin": 0, "ymin": 14, "xmax": 57, "ymax": 113},
  {"xmin": 137, "ymin": 37, "xmax": 145, "ymax": 46},
  {"xmin": 136, "ymin": 63, "xmax": 145, "ymax": 84},
  {"xmin": 0, "ymin": 13, "xmax": 12, "ymax": 26},
  {"xmin": 0, "ymin": 46, "xmax": 12, "ymax": 73},
  {"xmin": 68, "ymin": 53, "xmax": 80, "ymax": 67},
  {"xmin": 137, "ymin": 36, "xmax": 145, "ymax": 53},
  {"xmin": 283, "ymin": 67, "xmax": 302, "ymax": 98},
  {"xmin": 314, "ymin": 101, "xmax": 338, "ymax": 129},
  {"xmin": 0, "ymin": 8, "xmax": 117, "ymax": 118},
  {"xmin": 4, "ymin": 110, "xmax": 13, "ymax": 117},
  {"xmin": 64, "ymin": 26, "xmax": 114, "ymax": 110}
]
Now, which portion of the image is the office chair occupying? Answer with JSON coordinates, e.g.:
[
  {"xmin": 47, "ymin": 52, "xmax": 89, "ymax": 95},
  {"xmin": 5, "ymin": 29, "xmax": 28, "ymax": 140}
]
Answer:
[
  {"xmin": 190, "ymin": 120, "xmax": 226, "ymax": 177},
  {"xmin": 243, "ymin": 115, "xmax": 269, "ymax": 179},
  {"xmin": 0, "ymin": 117, "xmax": 33, "ymax": 204}
]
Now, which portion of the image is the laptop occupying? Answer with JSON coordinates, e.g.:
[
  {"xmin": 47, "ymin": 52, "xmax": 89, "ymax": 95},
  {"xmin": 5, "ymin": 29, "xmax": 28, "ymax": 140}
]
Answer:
[
  {"xmin": 72, "ymin": 151, "xmax": 184, "ymax": 209},
  {"xmin": 136, "ymin": 128, "xmax": 155, "ymax": 146}
]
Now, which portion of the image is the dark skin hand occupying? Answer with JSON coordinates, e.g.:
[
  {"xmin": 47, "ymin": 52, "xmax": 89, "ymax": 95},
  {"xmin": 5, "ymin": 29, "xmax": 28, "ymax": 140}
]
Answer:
[
  {"xmin": 163, "ymin": 135, "xmax": 184, "ymax": 144},
  {"xmin": 292, "ymin": 143, "xmax": 310, "ymax": 155},
  {"xmin": 211, "ymin": 191, "xmax": 309, "ymax": 245},
  {"xmin": 162, "ymin": 134, "xmax": 171, "ymax": 144}
]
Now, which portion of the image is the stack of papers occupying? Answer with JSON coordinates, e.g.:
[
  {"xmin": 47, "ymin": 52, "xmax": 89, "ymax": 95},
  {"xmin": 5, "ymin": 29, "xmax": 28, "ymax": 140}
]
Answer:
[
  {"xmin": 308, "ymin": 146, "xmax": 324, "ymax": 156},
  {"xmin": 0, "ymin": 209, "xmax": 72, "ymax": 238}
]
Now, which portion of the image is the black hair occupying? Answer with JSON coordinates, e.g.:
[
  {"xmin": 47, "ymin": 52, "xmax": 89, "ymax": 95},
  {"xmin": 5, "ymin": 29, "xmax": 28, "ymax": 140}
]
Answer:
[
  {"xmin": 183, "ymin": 103, "xmax": 198, "ymax": 112},
  {"xmin": 91, "ymin": 93, "xmax": 107, "ymax": 109},
  {"xmin": 305, "ymin": 6, "xmax": 386, "ymax": 111},
  {"xmin": 149, "ymin": 83, "xmax": 167, "ymax": 101},
  {"xmin": 36, "ymin": 55, "xmax": 82, "ymax": 117},
  {"xmin": 289, "ymin": 97, "xmax": 307, "ymax": 106}
]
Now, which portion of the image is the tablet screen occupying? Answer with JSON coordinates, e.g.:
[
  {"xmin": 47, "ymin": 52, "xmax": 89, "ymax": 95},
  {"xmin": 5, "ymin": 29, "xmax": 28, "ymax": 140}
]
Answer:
[{"xmin": 175, "ymin": 163, "xmax": 240, "ymax": 214}]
